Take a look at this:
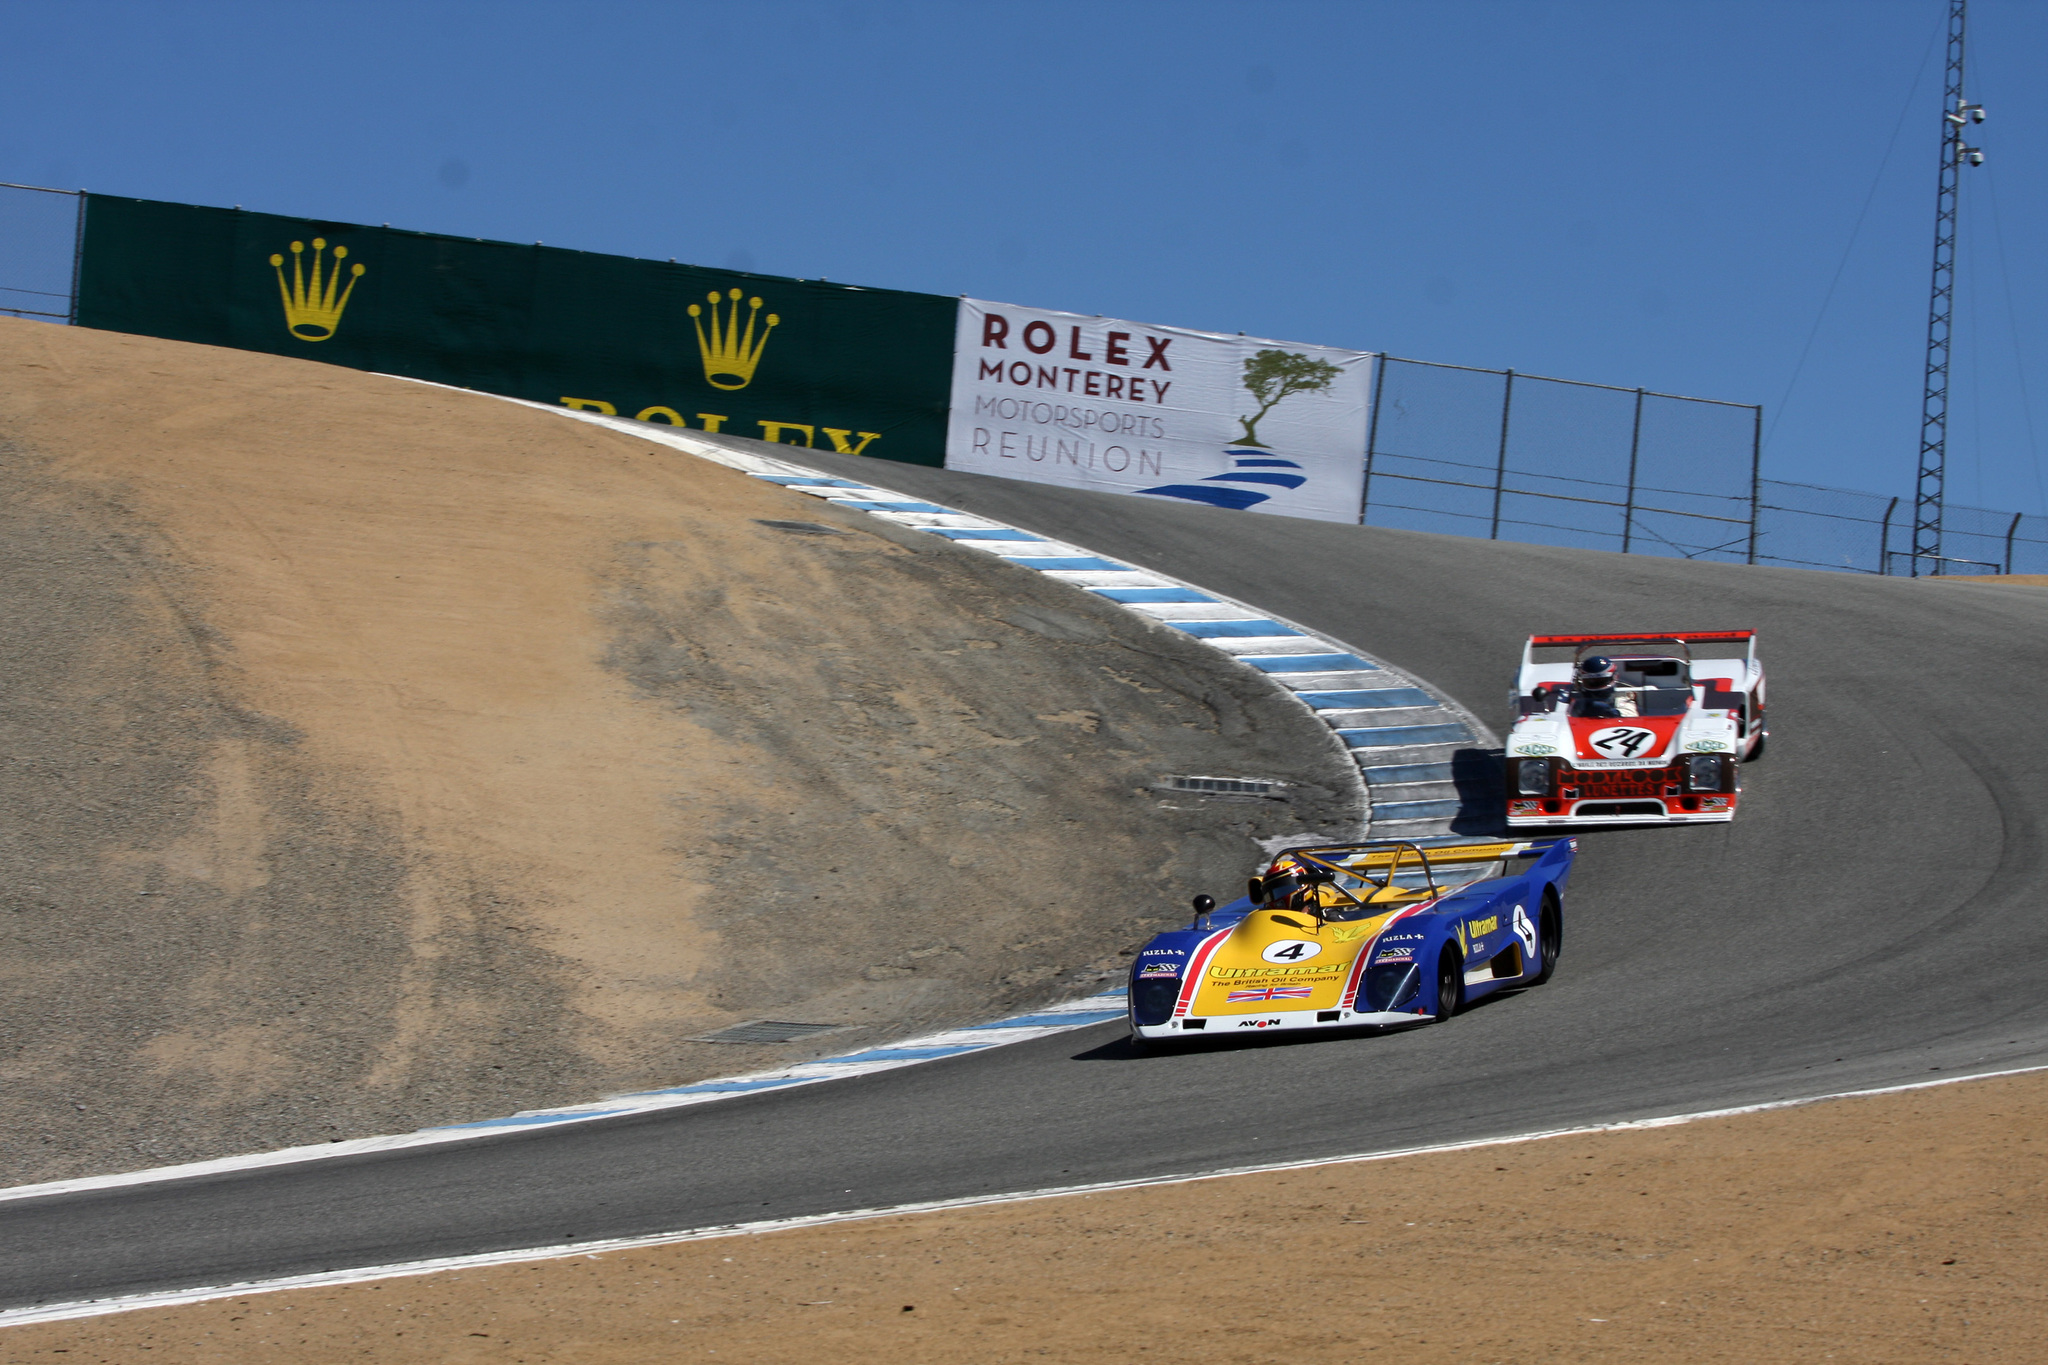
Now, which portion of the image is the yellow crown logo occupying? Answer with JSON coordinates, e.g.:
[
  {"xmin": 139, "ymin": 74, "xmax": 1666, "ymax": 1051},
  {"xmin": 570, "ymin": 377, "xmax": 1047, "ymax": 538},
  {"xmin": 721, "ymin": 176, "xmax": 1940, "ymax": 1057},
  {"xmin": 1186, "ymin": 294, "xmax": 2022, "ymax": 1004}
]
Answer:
[
  {"xmin": 688, "ymin": 288, "xmax": 778, "ymax": 390},
  {"xmin": 268, "ymin": 238, "xmax": 365, "ymax": 342}
]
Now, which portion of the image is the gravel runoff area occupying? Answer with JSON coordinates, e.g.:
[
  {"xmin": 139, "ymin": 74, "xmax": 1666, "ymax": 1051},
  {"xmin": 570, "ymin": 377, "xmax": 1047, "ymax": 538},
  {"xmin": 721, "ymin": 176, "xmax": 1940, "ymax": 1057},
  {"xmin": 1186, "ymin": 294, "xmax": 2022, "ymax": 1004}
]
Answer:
[
  {"xmin": 6, "ymin": 1066, "xmax": 2043, "ymax": 1363},
  {"xmin": 0, "ymin": 318, "xmax": 1359, "ymax": 1186}
]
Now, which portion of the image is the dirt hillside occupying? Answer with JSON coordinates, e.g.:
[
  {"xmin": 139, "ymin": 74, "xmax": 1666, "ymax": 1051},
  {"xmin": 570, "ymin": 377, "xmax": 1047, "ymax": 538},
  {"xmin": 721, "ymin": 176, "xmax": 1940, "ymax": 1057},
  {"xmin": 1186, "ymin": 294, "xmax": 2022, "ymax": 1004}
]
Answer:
[{"xmin": 0, "ymin": 318, "xmax": 1358, "ymax": 1184}]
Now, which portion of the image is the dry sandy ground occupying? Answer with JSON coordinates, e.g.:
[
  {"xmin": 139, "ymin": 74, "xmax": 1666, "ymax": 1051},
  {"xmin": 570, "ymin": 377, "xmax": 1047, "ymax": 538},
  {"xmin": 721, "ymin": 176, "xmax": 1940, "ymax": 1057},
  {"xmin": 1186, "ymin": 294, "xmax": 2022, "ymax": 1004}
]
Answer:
[
  {"xmin": 7, "ymin": 1067, "xmax": 2042, "ymax": 1363},
  {"xmin": 0, "ymin": 318, "xmax": 1358, "ymax": 1184}
]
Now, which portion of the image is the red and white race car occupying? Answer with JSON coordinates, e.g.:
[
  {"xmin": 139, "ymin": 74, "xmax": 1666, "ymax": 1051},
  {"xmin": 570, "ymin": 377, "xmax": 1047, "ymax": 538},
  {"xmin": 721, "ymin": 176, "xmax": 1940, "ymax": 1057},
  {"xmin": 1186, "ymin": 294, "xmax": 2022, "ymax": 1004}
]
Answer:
[{"xmin": 1504, "ymin": 631, "xmax": 1766, "ymax": 828}]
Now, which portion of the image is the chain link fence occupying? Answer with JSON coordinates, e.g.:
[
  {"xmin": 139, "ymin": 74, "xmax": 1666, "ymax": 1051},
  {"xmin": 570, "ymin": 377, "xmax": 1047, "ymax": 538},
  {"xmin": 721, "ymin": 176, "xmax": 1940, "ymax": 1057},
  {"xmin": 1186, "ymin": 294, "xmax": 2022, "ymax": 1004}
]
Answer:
[
  {"xmin": 2, "ymin": 182, "xmax": 2038, "ymax": 575},
  {"xmin": 1359, "ymin": 354, "xmax": 2044, "ymax": 576},
  {"xmin": 0, "ymin": 182, "xmax": 82, "ymax": 322},
  {"xmin": 1361, "ymin": 357, "xmax": 1762, "ymax": 563},
  {"xmin": 1920, "ymin": 500, "xmax": 2047, "ymax": 575}
]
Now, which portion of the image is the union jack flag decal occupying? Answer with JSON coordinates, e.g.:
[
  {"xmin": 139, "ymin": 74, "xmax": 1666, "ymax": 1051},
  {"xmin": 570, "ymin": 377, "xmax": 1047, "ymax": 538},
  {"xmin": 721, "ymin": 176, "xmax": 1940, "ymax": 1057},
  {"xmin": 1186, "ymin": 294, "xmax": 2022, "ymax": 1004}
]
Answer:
[{"xmin": 1226, "ymin": 986, "xmax": 1315, "ymax": 1003}]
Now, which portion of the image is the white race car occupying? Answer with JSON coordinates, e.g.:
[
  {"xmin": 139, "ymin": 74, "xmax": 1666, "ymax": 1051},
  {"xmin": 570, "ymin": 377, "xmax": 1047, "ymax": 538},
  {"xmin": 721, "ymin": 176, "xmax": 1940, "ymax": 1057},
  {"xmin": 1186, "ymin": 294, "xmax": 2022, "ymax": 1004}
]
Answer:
[{"xmin": 1504, "ymin": 631, "xmax": 1765, "ymax": 827}]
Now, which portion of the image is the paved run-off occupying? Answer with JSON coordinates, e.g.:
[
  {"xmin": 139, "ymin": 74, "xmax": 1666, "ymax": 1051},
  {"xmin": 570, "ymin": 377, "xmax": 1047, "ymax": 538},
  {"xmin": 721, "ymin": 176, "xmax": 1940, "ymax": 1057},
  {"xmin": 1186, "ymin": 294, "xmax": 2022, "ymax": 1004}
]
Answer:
[{"xmin": 0, "ymin": 318, "xmax": 1359, "ymax": 1185}]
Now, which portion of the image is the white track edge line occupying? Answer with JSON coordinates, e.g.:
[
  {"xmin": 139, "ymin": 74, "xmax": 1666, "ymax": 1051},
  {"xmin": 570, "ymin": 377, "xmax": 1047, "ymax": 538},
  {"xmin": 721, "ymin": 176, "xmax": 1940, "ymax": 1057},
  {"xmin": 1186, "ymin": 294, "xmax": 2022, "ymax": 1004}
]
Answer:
[{"xmin": 6, "ymin": 1061, "xmax": 2042, "ymax": 1330}]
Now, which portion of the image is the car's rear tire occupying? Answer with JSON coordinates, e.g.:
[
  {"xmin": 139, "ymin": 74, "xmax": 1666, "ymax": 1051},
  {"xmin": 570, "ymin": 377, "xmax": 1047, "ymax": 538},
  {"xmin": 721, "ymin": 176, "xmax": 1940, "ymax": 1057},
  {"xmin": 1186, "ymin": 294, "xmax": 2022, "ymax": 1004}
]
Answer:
[
  {"xmin": 1434, "ymin": 948, "xmax": 1463, "ymax": 1022},
  {"xmin": 1530, "ymin": 889, "xmax": 1562, "ymax": 986}
]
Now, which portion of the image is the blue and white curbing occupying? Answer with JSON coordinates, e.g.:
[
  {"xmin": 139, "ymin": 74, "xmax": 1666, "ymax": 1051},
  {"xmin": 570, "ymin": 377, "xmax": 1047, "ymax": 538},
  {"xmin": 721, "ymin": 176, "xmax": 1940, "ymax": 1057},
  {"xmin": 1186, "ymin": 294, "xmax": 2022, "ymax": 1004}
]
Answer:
[
  {"xmin": 0, "ymin": 391, "xmax": 1495, "ymax": 1208},
  {"xmin": 434, "ymin": 990, "xmax": 1128, "ymax": 1130}
]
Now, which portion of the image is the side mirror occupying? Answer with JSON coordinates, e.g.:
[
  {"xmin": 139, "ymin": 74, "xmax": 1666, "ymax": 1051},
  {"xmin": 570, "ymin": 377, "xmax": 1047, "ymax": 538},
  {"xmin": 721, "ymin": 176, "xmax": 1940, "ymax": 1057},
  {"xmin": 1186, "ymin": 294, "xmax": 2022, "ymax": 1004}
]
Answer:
[
  {"xmin": 1245, "ymin": 876, "xmax": 1264, "ymax": 904},
  {"xmin": 1191, "ymin": 894, "xmax": 1216, "ymax": 915}
]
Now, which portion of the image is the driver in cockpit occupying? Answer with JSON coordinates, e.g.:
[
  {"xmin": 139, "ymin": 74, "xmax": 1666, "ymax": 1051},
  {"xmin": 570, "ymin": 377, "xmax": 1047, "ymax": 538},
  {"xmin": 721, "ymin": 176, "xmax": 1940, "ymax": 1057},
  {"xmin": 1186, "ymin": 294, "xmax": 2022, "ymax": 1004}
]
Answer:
[
  {"xmin": 1571, "ymin": 655, "xmax": 1632, "ymax": 719},
  {"xmin": 1260, "ymin": 861, "xmax": 1420, "ymax": 915},
  {"xmin": 1256, "ymin": 865, "xmax": 1314, "ymax": 910}
]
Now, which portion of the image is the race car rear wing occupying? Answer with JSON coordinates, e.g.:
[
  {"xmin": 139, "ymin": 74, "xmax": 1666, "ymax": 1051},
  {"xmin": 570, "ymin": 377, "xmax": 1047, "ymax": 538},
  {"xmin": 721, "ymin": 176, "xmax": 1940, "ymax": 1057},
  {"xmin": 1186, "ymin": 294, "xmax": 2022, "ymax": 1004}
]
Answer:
[
  {"xmin": 1522, "ymin": 630, "xmax": 1757, "ymax": 671},
  {"xmin": 1529, "ymin": 631, "xmax": 1756, "ymax": 646}
]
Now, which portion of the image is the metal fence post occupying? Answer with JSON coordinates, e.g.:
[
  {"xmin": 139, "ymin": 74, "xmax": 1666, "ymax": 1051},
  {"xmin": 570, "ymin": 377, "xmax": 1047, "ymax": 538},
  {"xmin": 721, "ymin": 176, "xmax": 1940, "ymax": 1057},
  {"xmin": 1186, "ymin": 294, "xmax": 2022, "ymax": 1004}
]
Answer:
[
  {"xmin": 1621, "ymin": 387, "xmax": 1644, "ymax": 554},
  {"xmin": 1489, "ymin": 369, "xmax": 1514, "ymax": 540},
  {"xmin": 1359, "ymin": 352, "xmax": 1388, "ymax": 525},
  {"xmin": 2006, "ymin": 511, "xmax": 2023, "ymax": 575},
  {"xmin": 1746, "ymin": 404, "xmax": 1762, "ymax": 565},
  {"xmin": 1879, "ymin": 496, "xmax": 1898, "ymax": 573},
  {"xmin": 67, "ymin": 190, "xmax": 86, "ymax": 325}
]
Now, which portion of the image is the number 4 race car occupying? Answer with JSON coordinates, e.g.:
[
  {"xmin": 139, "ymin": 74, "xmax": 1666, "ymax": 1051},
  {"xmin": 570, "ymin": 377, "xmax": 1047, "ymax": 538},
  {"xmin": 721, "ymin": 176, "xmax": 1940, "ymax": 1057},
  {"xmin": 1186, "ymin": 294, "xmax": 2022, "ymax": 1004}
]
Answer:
[
  {"xmin": 1127, "ymin": 837, "xmax": 1574, "ymax": 1046},
  {"xmin": 1504, "ymin": 631, "xmax": 1766, "ymax": 828}
]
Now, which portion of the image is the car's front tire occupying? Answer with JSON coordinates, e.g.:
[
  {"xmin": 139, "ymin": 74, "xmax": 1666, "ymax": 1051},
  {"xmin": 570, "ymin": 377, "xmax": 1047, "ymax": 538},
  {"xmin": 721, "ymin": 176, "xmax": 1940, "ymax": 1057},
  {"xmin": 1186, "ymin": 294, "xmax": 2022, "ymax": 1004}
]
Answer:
[{"xmin": 1434, "ymin": 948, "xmax": 1463, "ymax": 1022}]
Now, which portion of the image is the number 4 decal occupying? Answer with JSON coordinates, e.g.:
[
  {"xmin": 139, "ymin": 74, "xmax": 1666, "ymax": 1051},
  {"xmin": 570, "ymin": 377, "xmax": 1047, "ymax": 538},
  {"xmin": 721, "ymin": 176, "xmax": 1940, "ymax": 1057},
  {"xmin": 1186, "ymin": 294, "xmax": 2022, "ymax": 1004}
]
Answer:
[{"xmin": 1512, "ymin": 904, "xmax": 1538, "ymax": 957}]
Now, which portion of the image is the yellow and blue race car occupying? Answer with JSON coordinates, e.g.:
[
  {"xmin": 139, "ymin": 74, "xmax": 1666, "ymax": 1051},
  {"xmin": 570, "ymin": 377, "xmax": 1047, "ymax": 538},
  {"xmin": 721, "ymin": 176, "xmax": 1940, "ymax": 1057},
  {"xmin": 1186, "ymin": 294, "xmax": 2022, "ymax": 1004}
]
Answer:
[{"xmin": 1128, "ymin": 838, "xmax": 1575, "ymax": 1045}]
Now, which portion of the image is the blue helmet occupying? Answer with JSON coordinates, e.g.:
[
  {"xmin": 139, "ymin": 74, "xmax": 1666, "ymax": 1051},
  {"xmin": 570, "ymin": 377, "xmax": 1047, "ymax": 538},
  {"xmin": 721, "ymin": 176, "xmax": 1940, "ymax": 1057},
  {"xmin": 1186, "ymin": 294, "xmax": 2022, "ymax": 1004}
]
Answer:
[{"xmin": 1577, "ymin": 655, "xmax": 1618, "ymax": 694}]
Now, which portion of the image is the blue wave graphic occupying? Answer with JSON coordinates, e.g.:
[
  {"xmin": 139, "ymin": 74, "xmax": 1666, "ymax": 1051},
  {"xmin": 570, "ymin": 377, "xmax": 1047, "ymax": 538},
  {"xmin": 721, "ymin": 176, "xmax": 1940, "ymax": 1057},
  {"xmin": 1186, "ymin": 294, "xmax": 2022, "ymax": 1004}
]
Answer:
[
  {"xmin": 1136, "ymin": 450, "xmax": 1307, "ymax": 510},
  {"xmin": 1132, "ymin": 484, "xmax": 1271, "ymax": 510}
]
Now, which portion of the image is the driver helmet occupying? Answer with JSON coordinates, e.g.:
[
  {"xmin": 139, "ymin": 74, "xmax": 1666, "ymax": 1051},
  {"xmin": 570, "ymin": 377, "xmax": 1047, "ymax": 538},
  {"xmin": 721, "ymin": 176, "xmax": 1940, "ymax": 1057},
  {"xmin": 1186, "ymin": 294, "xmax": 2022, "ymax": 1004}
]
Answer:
[
  {"xmin": 1260, "ymin": 866, "xmax": 1301, "ymax": 907},
  {"xmin": 1576, "ymin": 655, "xmax": 1618, "ymax": 699}
]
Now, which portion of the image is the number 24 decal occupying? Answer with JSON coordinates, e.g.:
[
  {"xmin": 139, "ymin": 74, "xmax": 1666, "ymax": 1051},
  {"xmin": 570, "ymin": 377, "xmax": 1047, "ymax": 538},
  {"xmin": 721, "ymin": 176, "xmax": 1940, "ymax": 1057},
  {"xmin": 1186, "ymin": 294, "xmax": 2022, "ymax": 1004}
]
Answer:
[{"xmin": 1589, "ymin": 726, "xmax": 1657, "ymax": 758}]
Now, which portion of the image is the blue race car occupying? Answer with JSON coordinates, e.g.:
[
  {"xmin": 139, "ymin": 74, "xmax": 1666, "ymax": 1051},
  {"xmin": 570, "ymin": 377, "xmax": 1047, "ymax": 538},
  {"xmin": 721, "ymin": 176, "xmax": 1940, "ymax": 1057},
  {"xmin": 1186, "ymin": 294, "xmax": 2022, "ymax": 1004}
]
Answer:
[{"xmin": 1129, "ymin": 838, "xmax": 1575, "ymax": 1044}]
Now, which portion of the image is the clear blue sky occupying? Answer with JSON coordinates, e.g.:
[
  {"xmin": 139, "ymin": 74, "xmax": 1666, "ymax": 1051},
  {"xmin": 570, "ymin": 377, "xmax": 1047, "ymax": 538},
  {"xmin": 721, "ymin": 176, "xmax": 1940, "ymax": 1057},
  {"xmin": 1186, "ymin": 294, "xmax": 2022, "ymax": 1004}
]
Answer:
[{"xmin": 3, "ymin": 0, "xmax": 2041, "ymax": 512}]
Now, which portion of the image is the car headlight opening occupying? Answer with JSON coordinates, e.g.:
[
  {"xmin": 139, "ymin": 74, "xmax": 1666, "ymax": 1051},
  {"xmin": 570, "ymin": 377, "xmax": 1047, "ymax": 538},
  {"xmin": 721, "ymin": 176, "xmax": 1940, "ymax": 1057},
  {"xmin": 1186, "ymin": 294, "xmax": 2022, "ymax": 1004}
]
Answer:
[
  {"xmin": 1683, "ymin": 753, "xmax": 1723, "ymax": 791},
  {"xmin": 1362, "ymin": 961, "xmax": 1421, "ymax": 1011},
  {"xmin": 1130, "ymin": 977, "xmax": 1181, "ymax": 1026},
  {"xmin": 1515, "ymin": 758, "xmax": 1554, "ymax": 796}
]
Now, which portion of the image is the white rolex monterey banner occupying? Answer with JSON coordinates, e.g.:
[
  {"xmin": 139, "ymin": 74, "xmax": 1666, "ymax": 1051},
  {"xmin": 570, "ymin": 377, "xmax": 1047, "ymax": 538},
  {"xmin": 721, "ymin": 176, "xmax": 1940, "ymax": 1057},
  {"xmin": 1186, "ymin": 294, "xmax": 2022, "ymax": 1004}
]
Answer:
[{"xmin": 944, "ymin": 299, "xmax": 1372, "ymax": 523}]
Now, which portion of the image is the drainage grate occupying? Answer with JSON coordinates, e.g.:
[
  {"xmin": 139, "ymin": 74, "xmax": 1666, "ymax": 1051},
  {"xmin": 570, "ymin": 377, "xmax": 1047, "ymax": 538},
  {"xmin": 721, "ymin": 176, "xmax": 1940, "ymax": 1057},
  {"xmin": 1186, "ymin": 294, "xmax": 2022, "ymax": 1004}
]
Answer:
[
  {"xmin": 754, "ymin": 519, "xmax": 845, "ymax": 536},
  {"xmin": 1165, "ymin": 775, "xmax": 1284, "ymax": 796},
  {"xmin": 693, "ymin": 1020, "xmax": 849, "ymax": 1045}
]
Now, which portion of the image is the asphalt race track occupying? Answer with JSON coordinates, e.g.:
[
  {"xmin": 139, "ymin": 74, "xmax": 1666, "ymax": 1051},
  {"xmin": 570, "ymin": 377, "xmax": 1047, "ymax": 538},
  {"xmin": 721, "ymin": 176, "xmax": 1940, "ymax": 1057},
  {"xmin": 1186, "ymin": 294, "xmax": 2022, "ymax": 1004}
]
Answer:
[{"xmin": 6, "ymin": 451, "xmax": 2047, "ymax": 1308}]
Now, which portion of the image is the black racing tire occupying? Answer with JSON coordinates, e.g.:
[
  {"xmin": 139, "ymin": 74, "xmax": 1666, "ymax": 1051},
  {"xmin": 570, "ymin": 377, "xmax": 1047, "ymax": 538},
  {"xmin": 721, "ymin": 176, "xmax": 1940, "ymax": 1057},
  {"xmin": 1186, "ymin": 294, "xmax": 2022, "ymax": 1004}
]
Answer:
[
  {"xmin": 1745, "ymin": 719, "xmax": 1768, "ymax": 763},
  {"xmin": 1530, "ymin": 889, "xmax": 1562, "ymax": 986},
  {"xmin": 1433, "ymin": 948, "xmax": 1463, "ymax": 1022}
]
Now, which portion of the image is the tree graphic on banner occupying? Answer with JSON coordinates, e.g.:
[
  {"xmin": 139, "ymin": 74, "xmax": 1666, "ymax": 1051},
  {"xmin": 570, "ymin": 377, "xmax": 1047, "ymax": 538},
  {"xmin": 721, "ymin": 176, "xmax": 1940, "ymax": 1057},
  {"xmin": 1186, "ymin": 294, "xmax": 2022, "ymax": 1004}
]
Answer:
[{"xmin": 1235, "ymin": 349, "xmax": 1339, "ymax": 447}]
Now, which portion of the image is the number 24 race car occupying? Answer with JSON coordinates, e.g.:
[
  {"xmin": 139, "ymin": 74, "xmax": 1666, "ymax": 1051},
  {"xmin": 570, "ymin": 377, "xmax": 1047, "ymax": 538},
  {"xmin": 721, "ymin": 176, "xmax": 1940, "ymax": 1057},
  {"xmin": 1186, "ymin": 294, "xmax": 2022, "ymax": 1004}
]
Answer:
[
  {"xmin": 1127, "ymin": 838, "xmax": 1574, "ymax": 1046},
  {"xmin": 1504, "ymin": 631, "xmax": 1766, "ymax": 828}
]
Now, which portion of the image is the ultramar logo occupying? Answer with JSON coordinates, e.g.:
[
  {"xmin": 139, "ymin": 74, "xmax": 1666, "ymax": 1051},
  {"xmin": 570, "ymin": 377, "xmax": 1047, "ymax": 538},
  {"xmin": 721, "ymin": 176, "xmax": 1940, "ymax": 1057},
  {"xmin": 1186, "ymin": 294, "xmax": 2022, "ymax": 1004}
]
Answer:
[{"xmin": 1210, "ymin": 964, "xmax": 1341, "ymax": 979}]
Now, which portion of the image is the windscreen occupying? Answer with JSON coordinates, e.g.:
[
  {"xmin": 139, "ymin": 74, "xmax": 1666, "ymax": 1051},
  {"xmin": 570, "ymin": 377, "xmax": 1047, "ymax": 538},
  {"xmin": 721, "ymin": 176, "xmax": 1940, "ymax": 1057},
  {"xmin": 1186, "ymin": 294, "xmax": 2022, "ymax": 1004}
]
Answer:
[{"xmin": 1268, "ymin": 844, "xmax": 1515, "ymax": 916}]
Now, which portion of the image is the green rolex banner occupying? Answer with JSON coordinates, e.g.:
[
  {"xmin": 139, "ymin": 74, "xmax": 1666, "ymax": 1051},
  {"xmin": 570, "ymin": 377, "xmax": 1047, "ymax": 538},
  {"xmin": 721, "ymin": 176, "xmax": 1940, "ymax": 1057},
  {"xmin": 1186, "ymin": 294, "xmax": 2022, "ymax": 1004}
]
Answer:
[{"xmin": 74, "ymin": 195, "xmax": 956, "ymax": 465}]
